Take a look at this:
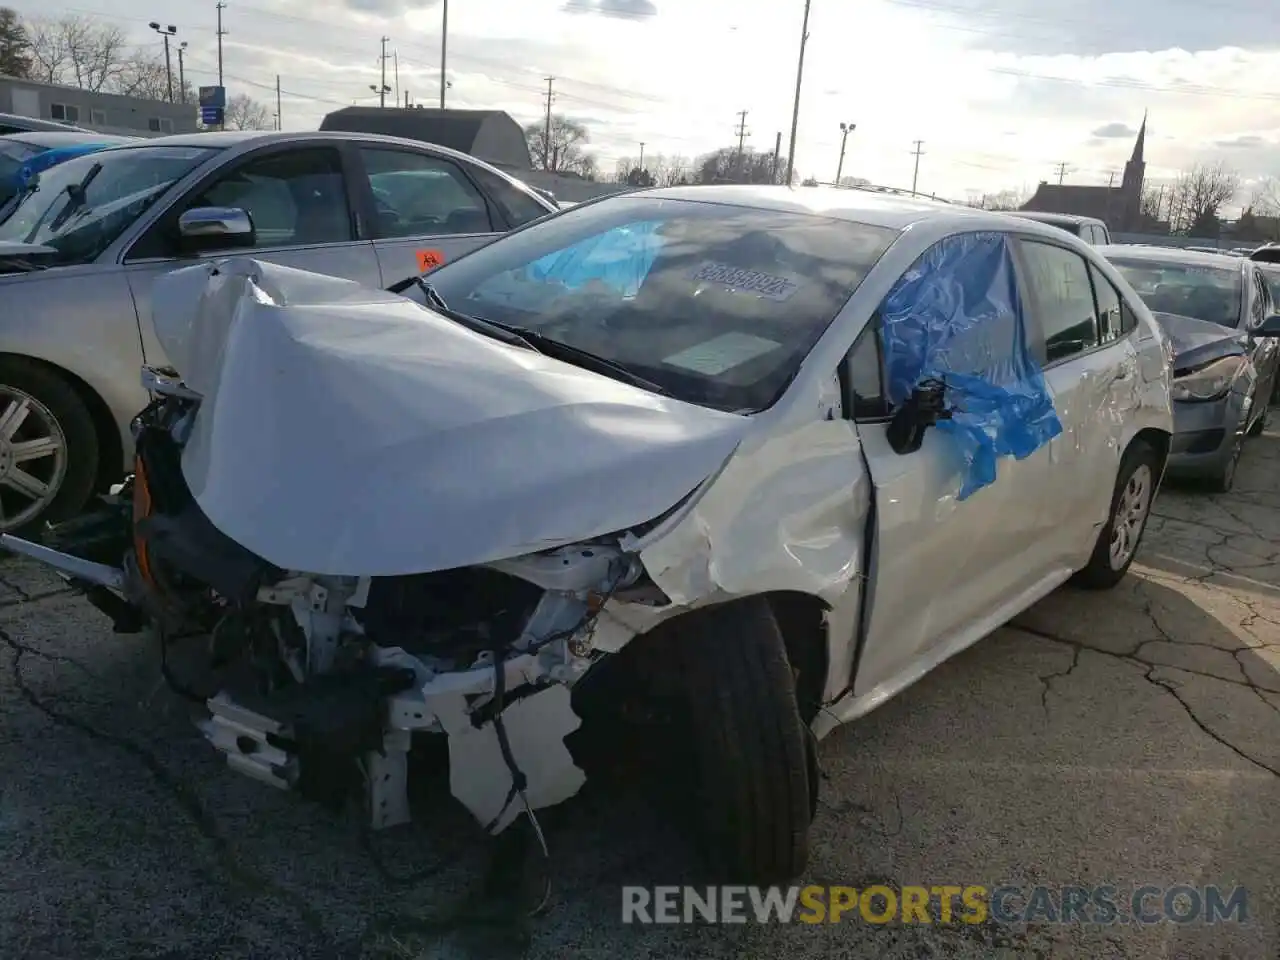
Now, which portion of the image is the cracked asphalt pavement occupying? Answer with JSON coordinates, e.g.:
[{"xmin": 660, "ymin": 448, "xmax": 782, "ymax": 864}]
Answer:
[{"xmin": 3, "ymin": 430, "xmax": 1280, "ymax": 960}]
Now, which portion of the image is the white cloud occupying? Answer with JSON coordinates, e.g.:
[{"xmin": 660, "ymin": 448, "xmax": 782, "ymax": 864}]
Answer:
[{"xmin": 12, "ymin": 0, "xmax": 1280, "ymax": 201}]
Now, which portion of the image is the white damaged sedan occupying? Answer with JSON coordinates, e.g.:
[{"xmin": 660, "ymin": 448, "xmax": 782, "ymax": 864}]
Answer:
[{"xmin": 2, "ymin": 186, "xmax": 1173, "ymax": 885}]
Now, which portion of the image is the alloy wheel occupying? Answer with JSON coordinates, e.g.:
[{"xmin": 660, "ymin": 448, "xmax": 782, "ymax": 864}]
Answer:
[
  {"xmin": 0, "ymin": 386, "xmax": 69, "ymax": 532},
  {"xmin": 1108, "ymin": 464, "xmax": 1153, "ymax": 570}
]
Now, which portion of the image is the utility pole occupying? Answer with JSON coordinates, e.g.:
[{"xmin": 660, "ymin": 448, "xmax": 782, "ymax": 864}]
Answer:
[
  {"xmin": 772, "ymin": 131, "xmax": 782, "ymax": 183},
  {"xmin": 215, "ymin": 2, "xmax": 226, "ymax": 88},
  {"xmin": 733, "ymin": 109, "xmax": 750, "ymax": 180},
  {"xmin": 215, "ymin": 1, "xmax": 227, "ymax": 130},
  {"xmin": 275, "ymin": 74, "xmax": 281, "ymax": 130},
  {"xmin": 542, "ymin": 76, "xmax": 555, "ymax": 171},
  {"xmin": 785, "ymin": 0, "xmax": 812, "ymax": 188},
  {"xmin": 1055, "ymin": 161, "xmax": 1069, "ymax": 185},
  {"xmin": 404, "ymin": 89, "xmax": 410, "ymax": 108},
  {"xmin": 638, "ymin": 141, "xmax": 645, "ymax": 171},
  {"xmin": 439, "ymin": 0, "xmax": 449, "ymax": 108},
  {"xmin": 910, "ymin": 139, "xmax": 925, "ymax": 194},
  {"xmin": 378, "ymin": 37, "xmax": 389, "ymax": 107},
  {"xmin": 393, "ymin": 50, "xmax": 399, "ymax": 107},
  {"xmin": 836, "ymin": 121, "xmax": 854, "ymax": 185},
  {"xmin": 1107, "ymin": 170, "xmax": 1116, "ymax": 187},
  {"xmin": 177, "ymin": 42, "xmax": 187, "ymax": 102}
]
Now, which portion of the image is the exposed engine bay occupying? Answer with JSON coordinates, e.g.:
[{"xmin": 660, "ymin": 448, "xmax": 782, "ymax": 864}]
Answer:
[{"xmin": 10, "ymin": 365, "xmax": 649, "ymax": 849}]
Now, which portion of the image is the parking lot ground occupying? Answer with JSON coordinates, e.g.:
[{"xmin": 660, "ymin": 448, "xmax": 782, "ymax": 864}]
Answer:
[{"xmin": 2, "ymin": 429, "xmax": 1279, "ymax": 960}]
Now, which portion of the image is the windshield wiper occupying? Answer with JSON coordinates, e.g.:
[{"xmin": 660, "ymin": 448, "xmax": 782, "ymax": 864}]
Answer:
[
  {"xmin": 410, "ymin": 278, "xmax": 540, "ymax": 352},
  {"xmin": 46, "ymin": 162, "xmax": 102, "ymax": 234},
  {"xmin": 484, "ymin": 323, "xmax": 673, "ymax": 397}
]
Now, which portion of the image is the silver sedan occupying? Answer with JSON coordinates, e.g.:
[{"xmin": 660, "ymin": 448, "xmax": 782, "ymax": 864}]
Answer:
[{"xmin": 0, "ymin": 130, "xmax": 557, "ymax": 532}]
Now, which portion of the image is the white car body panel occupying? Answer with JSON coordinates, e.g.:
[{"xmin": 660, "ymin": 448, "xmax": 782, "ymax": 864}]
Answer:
[{"xmin": 137, "ymin": 192, "xmax": 1172, "ymax": 829}]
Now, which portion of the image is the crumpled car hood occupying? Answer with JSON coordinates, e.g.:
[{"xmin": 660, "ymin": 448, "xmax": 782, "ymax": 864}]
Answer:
[
  {"xmin": 1150, "ymin": 311, "xmax": 1247, "ymax": 371},
  {"xmin": 149, "ymin": 258, "xmax": 750, "ymax": 577}
]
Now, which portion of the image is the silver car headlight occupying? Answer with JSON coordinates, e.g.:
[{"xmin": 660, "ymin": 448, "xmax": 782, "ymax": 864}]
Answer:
[{"xmin": 1171, "ymin": 355, "xmax": 1246, "ymax": 402}]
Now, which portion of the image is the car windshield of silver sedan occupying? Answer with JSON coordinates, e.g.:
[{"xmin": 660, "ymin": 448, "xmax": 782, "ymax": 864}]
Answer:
[
  {"xmin": 425, "ymin": 196, "xmax": 901, "ymax": 412},
  {"xmin": 0, "ymin": 145, "xmax": 214, "ymax": 264},
  {"xmin": 1108, "ymin": 257, "xmax": 1243, "ymax": 329}
]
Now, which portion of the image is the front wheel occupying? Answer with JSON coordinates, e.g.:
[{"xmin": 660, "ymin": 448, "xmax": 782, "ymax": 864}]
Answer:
[
  {"xmin": 0, "ymin": 358, "xmax": 99, "ymax": 535},
  {"xmin": 1074, "ymin": 442, "xmax": 1159, "ymax": 590},
  {"xmin": 669, "ymin": 596, "xmax": 814, "ymax": 884}
]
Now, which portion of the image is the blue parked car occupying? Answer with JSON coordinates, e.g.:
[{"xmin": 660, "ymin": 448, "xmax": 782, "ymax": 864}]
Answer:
[{"xmin": 0, "ymin": 131, "xmax": 136, "ymax": 207}]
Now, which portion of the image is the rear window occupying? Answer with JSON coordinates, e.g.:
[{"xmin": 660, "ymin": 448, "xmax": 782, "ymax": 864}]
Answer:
[
  {"xmin": 1259, "ymin": 264, "xmax": 1280, "ymax": 307},
  {"xmin": 427, "ymin": 196, "xmax": 900, "ymax": 412},
  {"xmin": 1109, "ymin": 256, "xmax": 1242, "ymax": 328}
]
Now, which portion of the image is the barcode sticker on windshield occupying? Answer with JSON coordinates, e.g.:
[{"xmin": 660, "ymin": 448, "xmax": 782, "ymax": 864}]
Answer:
[
  {"xmin": 661, "ymin": 332, "xmax": 783, "ymax": 376},
  {"xmin": 691, "ymin": 261, "xmax": 799, "ymax": 301}
]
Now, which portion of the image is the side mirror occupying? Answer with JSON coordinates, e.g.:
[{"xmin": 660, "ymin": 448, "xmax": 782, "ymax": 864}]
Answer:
[
  {"xmin": 176, "ymin": 206, "xmax": 254, "ymax": 255},
  {"xmin": 1257, "ymin": 314, "xmax": 1280, "ymax": 337},
  {"xmin": 887, "ymin": 378, "xmax": 952, "ymax": 455}
]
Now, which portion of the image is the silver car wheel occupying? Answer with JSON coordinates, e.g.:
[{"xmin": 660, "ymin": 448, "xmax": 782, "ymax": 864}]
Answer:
[
  {"xmin": 0, "ymin": 386, "xmax": 69, "ymax": 532},
  {"xmin": 1108, "ymin": 463, "xmax": 1153, "ymax": 571}
]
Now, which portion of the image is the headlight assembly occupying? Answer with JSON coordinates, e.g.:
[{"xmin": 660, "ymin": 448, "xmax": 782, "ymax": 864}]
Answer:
[{"xmin": 1171, "ymin": 355, "xmax": 1246, "ymax": 402}]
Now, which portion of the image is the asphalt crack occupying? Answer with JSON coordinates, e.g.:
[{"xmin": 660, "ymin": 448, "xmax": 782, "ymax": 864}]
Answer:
[
  {"xmin": 1034, "ymin": 643, "xmax": 1082, "ymax": 717},
  {"xmin": 1011, "ymin": 623, "xmax": 1279, "ymax": 779},
  {"xmin": 0, "ymin": 627, "xmax": 328, "ymax": 934}
]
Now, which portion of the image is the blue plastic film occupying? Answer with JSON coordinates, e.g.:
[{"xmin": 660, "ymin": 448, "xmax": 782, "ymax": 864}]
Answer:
[
  {"xmin": 526, "ymin": 219, "xmax": 664, "ymax": 296},
  {"xmin": 879, "ymin": 231, "xmax": 1063, "ymax": 499}
]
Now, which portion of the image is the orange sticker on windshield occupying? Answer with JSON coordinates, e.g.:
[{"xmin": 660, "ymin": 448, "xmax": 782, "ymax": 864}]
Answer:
[{"xmin": 416, "ymin": 249, "xmax": 446, "ymax": 272}]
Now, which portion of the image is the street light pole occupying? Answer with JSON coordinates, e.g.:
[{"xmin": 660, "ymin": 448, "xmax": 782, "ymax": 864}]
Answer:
[
  {"xmin": 439, "ymin": 0, "xmax": 449, "ymax": 109},
  {"xmin": 148, "ymin": 22, "xmax": 178, "ymax": 103},
  {"xmin": 784, "ymin": 0, "xmax": 812, "ymax": 188},
  {"xmin": 836, "ymin": 121, "xmax": 854, "ymax": 184},
  {"xmin": 177, "ymin": 42, "xmax": 188, "ymax": 103}
]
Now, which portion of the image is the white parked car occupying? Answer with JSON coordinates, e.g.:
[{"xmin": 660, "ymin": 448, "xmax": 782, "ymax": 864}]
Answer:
[{"xmin": 2, "ymin": 186, "xmax": 1174, "ymax": 885}]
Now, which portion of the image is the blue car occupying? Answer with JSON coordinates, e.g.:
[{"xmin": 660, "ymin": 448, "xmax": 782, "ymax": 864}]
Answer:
[{"xmin": 0, "ymin": 131, "xmax": 136, "ymax": 207}]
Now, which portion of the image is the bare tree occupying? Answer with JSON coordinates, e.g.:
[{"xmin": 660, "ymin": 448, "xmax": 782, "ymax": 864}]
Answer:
[
  {"xmin": 26, "ymin": 14, "xmax": 128, "ymax": 91},
  {"xmin": 224, "ymin": 93, "xmax": 274, "ymax": 131},
  {"xmin": 984, "ymin": 188, "xmax": 1029, "ymax": 211},
  {"xmin": 113, "ymin": 55, "xmax": 193, "ymax": 103},
  {"xmin": 1139, "ymin": 184, "xmax": 1166, "ymax": 222},
  {"xmin": 695, "ymin": 146, "xmax": 790, "ymax": 185},
  {"xmin": 0, "ymin": 6, "xmax": 32, "ymax": 78},
  {"xmin": 1250, "ymin": 177, "xmax": 1280, "ymax": 218},
  {"xmin": 523, "ymin": 115, "xmax": 595, "ymax": 177},
  {"xmin": 1167, "ymin": 161, "xmax": 1240, "ymax": 236}
]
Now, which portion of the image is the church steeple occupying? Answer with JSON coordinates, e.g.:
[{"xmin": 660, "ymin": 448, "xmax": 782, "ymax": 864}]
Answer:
[{"xmin": 1129, "ymin": 111, "xmax": 1147, "ymax": 165}]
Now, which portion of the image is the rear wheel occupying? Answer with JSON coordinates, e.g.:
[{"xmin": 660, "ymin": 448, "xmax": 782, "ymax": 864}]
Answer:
[
  {"xmin": 0, "ymin": 358, "xmax": 99, "ymax": 535},
  {"xmin": 1074, "ymin": 442, "xmax": 1159, "ymax": 589},
  {"xmin": 670, "ymin": 596, "xmax": 814, "ymax": 884}
]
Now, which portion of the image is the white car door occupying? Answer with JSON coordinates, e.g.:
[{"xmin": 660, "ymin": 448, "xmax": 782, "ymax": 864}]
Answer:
[
  {"xmin": 1015, "ymin": 237, "xmax": 1142, "ymax": 565},
  {"xmin": 847, "ymin": 231, "xmax": 1062, "ymax": 699},
  {"xmin": 123, "ymin": 143, "xmax": 383, "ymax": 367},
  {"xmin": 353, "ymin": 147, "xmax": 548, "ymax": 285}
]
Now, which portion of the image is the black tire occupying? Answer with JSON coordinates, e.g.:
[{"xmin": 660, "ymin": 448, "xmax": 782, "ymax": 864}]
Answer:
[
  {"xmin": 1207, "ymin": 437, "xmax": 1241, "ymax": 494},
  {"xmin": 0, "ymin": 357, "xmax": 99, "ymax": 535},
  {"xmin": 1247, "ymin": 405, "xmax": 1267, "ymax": 437},
  {"xmin": 1074, "ymin": 441, "xmax": 1160, "ymax": 590},
  {"xmin": 670, "ymin": 596, "xmax": 813, "ymax": 884}
]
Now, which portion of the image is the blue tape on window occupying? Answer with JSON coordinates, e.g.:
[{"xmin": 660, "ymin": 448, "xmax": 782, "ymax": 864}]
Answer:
[{"xmin": 879, "ymin": 231, "xmax": 1063, "ymax": 499}]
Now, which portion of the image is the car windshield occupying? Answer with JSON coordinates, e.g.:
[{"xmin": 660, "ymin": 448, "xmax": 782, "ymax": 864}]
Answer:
[
  {"xmin": 424, "ymin": 196, "xmax": 900, "ymax": 412},
  {"xmin": 0, "ymin": 144, "xmax": 215, "ymax": 263},
  {"xmin": 1107, "ymin": 256, "xmax": 1242, "ymax": 328}
]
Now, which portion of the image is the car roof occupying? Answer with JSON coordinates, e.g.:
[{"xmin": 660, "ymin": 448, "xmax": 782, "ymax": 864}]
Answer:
[
  {"xmin": 618, "ymin": 183, "xmax": 1080, "ymax": 235},
  {"xmin": 1096, "ymin": 243, "xmax": 1250, "ymax": 271},
  {"xmin": 2, "ymin": 131, "xmax": 135, "ymax": 149},
  {"xmin": 0, "ymin": 111, "xmax": 88, "ymax": 133},
  {"xmin": 1009, "ymin": 211, "xmax": 1101, "ymax": 226}
]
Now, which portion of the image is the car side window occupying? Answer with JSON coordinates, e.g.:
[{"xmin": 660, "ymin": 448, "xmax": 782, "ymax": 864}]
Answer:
[
  {"xmin": 467, "ymin": 165, "xmax": 554, "ymax": 228},
  {"xmin": 186, "ymin": 147, "xmax": 352, "ymax": 248},
  {"xmin": 842, "ymin": 321, "xmax": 888, "ymax": 419},
  {"xmin": 1019, "ymin": 240, "xmax": 1100, "ymax": 363},
  {"xmin": 359, "ymin": 148, "xmax": 494, "ymax": 238},
  {"xmin": 1248, "ymin": 270, "xmax": 1267, "ymax": 328},
  {"xmin": 1086, "ymin": 263, "xmax": 1136, "ymax": 342}
]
